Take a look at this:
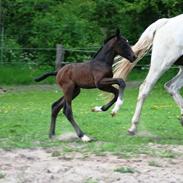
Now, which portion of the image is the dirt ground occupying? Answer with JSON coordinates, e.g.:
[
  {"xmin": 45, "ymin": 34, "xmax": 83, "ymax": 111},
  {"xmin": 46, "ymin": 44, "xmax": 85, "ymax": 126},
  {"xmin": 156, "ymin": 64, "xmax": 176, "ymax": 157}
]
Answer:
[{"xmin": 0, "ymin": 143, "xmax": 183, "ymax": 183}]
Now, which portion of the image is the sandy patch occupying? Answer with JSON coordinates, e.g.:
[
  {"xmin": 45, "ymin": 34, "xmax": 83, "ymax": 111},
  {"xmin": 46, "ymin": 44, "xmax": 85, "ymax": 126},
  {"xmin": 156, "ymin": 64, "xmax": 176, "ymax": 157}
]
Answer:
[{"xmin": 0, "ymin": 145, "xmax": 183, "ymax": 183}]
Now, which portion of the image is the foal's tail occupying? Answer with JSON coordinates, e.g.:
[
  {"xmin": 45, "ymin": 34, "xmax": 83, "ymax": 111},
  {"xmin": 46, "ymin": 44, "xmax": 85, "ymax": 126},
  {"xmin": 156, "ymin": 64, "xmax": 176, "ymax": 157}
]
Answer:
[
  {"xmin": 34, "ymin": 71, "xmax": 57, "ymax": 82},
  {"xmin": 113, "ymin": 18, "xmax": 169, "ymax": 80}
]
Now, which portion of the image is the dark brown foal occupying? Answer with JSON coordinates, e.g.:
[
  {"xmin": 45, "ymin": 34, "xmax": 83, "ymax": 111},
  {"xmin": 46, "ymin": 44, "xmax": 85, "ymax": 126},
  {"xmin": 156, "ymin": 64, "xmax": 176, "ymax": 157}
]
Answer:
[{"xmin": 35, "ymin": 29, "xmax": 136, "ymax": 141}]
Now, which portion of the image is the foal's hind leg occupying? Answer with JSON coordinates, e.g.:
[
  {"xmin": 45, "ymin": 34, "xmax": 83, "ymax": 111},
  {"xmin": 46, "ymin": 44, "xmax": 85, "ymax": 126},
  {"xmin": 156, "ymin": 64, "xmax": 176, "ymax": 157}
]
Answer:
[
  {"xmin": 63, "ymin": 86, "xmax": 91, "ymax": 142},
  {"xmin": 164, "ymin": 66, "xmax": 183, "ymax": 126},
  {"xmin": 49, "ymin": 96, "xmax": 64, "ymax": 138},
  {"xmin": 49, "ymin": 88, "xmax": 81, "ymax": 139}
]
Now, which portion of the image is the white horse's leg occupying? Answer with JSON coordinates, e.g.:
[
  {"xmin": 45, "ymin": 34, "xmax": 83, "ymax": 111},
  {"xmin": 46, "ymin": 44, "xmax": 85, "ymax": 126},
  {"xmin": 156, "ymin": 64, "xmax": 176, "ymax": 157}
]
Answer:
[
  {"xmin": 128, "ymin": 22, "xmax": 183, "ymax": 135},
  {"xmin": 111, "ymin": 88, "xmax": 124, "ymax": 116},
  {"xmin": 164, "ymin": 66, "xmax": 183, "ymax": 125},
  {"xmin": 128, "ymin": 69, "xmax": 164, "ymax": 135}
]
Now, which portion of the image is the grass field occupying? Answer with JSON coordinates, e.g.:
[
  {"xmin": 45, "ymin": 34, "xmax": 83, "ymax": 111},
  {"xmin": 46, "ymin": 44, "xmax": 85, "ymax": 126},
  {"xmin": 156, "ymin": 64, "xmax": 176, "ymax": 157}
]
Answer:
[
  {"xmin": 0, "ymin": 64, "xmax": 55, "ymax": 85},
  {"xmin": 1, "ymin": 80, "xmax": 183, "ymax": 155},
  {"xmin": 0, "ymin": 64, "xmax": 179, "ymax": 85},
  {"xmin": 0, "ymin": 64, "xmax": 182, "ymax": 155}
]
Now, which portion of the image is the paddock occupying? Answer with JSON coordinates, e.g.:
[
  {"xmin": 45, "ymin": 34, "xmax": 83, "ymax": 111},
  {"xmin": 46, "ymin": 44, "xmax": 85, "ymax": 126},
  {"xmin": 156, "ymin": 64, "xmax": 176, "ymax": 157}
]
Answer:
[{"xmin": 0, "ymin": 79, "xmax": 183, "ymax": 182}]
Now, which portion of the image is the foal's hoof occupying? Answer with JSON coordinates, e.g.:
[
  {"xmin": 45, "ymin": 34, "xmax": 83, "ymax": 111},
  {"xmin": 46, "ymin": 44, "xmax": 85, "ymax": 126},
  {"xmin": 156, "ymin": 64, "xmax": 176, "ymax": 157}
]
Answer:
[
  {"xmin": 91, "ymin": 106, "xmax": 103, "ymax": 112},
  {"xmin": 81, "ymin": 135, "xmax": 92, "ymax": 142},
  {"xmin": 128, "ymin": 129, "xmax": 136, "ymax": 136},
  {"xmin": 49, "ymin": 134, "xmax": 56, "ymax": 139}
]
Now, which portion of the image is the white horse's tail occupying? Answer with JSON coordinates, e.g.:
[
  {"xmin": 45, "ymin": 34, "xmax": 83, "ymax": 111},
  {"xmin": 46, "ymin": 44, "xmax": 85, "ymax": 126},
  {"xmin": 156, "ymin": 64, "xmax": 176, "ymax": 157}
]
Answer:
[{"xmin": 113, "ymin": 18, "xmax": 169, "ymax": 80}]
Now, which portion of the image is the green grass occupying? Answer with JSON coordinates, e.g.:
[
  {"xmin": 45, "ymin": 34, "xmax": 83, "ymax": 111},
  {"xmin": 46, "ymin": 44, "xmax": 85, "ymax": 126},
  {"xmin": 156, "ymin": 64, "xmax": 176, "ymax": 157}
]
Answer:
[
  {"xmin": 1, "ymin": 83, "xmax": 183, "ymax": 154},
  {"xmin": 148, "ymin": 160, "xmax": 162, "ymax": 167},
  {"xmin": 0, "ymin": 64, "xmax": 179, "ymax": 85},
  {"xmin": 0, "ymin": 64, "xmax": 55, "ymax": 85},
  {"xmin": 0, "ymin": 65, "xmax": 183, "ymax": 155},
  {"xmin": 114, "ymin": 166, "xmax": 138, "ymax": 174}
]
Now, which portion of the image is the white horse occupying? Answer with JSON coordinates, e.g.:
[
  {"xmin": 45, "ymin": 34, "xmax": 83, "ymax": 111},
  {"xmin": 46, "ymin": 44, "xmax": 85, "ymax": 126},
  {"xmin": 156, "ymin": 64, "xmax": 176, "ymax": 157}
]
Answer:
[{"xmin": 113, "ymin": 14, "xmax": 183, "ymax": 134}]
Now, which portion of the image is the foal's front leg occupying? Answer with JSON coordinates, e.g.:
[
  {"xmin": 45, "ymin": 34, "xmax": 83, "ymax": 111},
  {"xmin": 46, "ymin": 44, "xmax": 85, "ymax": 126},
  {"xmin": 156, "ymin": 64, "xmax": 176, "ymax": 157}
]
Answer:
[
  {"xmin": 92, "ymin": 78, "xmax": 126, "ymax": 115},
  {"xmin": 92, "ymin": 85, "xmax": 119, "ymax": 112}
]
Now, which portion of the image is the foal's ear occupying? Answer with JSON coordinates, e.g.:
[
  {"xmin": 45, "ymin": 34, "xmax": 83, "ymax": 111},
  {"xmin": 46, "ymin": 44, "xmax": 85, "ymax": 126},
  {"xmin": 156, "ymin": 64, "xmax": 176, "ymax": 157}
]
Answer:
[{"xmin": 116, "ymin": 28, "xmax": 121, "ymax": 39}]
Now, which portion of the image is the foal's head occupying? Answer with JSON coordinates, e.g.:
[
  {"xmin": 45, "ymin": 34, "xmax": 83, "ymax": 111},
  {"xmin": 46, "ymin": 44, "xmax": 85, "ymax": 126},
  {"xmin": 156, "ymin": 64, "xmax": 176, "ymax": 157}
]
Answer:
[{"xmin": 112, "ymin": 29, "xmax": 136, "ymax": 62}]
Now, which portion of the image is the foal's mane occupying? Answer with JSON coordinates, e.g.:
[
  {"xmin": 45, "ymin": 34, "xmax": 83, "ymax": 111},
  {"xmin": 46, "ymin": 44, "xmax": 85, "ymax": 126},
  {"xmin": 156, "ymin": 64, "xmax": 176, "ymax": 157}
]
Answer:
[
  {"xmin": 92, "ymin": 35, "xmax": 116, "ymax": 59},
  {"xmin": 104, "ymin": 35, "xmax": 116, "ymax": 44}
]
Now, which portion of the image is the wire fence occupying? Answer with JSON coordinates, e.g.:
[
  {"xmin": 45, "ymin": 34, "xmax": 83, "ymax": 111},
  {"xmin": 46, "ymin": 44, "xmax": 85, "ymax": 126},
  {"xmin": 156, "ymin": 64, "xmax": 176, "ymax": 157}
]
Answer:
[
  {"xmin": 0, "ymin": 32, "xmax": 179, "ymax": 70},
  {"xmin": 0, "ymin": 46, "xmax": 98, "ymax": 66},
  {"xmin": 0, "ymin": 46, "xmax": 180, "ymax": 70}
]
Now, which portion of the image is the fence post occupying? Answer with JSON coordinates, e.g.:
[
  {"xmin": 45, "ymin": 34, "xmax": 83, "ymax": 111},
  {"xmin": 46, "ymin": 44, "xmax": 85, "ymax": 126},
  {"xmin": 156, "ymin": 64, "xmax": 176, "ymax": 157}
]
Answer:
[{"xmin": 55, "ymin": 44, "xmax": 64, "ymax": 69}]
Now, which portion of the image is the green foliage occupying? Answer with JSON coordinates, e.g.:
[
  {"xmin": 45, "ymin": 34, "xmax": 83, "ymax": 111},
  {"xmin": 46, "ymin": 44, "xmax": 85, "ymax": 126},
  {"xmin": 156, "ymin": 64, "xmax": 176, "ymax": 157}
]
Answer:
[
  {"xmin": 1, "ymin": 0, "xmax": 182, "ymax": 64},
  {"xmin": 2, "ymin": 38, "xmax": 22, "ymax": 63}
]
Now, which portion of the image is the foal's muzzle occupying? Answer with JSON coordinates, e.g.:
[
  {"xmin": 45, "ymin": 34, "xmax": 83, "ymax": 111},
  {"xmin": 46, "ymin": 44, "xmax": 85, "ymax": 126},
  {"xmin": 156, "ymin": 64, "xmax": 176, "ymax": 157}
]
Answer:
[
  {"xmin": 129, "ymin": 54, "xmax": 137, "ymax": 63},
  {"xmin": 133, "ymin": 55, "xmax": 137, "ymax": 61}
]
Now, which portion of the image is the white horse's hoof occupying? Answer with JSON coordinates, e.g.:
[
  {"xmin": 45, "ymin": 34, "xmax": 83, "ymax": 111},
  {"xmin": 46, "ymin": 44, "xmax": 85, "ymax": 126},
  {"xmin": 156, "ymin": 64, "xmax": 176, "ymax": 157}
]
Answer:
[
  {"xmin": 81, "ymin": 135, "xmax": 91, "ymax": 142},
  {"xmin": 128, "ymin": 129, "xmax": 136, "ymax": 136},
  {"xmin": 91, "ymin": 106, "xmax": 103, "ymax": 112}
]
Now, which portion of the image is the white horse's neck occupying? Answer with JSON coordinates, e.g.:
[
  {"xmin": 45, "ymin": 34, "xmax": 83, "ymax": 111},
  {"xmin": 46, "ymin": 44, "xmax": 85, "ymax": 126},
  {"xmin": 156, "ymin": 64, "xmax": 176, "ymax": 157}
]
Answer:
[{"xmin": 113, "ymin": 15, "xmax": 183, "ymax": 80}]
